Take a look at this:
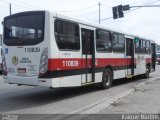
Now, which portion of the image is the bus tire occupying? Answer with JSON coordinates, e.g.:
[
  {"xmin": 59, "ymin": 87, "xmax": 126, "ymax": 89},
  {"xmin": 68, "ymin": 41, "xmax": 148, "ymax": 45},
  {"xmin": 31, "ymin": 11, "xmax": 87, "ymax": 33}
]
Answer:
[
  {"xmin": 100, "ymin": 68, "xmax": 113, "ymax": 89},
  {"xmin": 144, "ymin": 65, "xmax": 150, "ymax": 78}
]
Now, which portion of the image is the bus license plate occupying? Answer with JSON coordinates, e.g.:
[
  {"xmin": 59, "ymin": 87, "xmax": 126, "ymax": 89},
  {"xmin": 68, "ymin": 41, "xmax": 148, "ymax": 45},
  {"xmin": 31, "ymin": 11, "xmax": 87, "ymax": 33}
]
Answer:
[{"xmin": 17, "ymin": 68, "xmax": 26, "ymax": 73}]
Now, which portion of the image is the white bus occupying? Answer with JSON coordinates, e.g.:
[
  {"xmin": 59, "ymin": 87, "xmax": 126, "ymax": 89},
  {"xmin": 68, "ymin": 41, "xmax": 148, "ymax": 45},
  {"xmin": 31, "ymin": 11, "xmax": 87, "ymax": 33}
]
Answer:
[{"xmin": 2, "ymin": 11, "xmax": 156, "ymax": 89}]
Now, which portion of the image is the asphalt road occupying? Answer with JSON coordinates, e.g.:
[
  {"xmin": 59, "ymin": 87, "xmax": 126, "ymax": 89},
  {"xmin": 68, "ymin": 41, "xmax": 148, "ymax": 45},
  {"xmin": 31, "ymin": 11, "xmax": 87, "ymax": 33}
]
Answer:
[{"xmin": 0, "ymin": 65, "xmax": 159, "ymax": 114}]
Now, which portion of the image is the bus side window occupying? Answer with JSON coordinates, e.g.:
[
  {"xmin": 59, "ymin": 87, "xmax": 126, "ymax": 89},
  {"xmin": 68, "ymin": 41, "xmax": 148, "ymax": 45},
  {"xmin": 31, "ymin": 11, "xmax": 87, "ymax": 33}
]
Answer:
[
  {"xmin": 55, "ymin": 19, "xmax": 80, "ymax": 51},
  {"xmin": 135, "ymin": 39, "xmax": 141, "ymax": 53},
  {"xmin": 112, "ymin": 33, "xmax": 125, "ymax": 53},
  {"xmin": 141, "ymin": 39, "xmax": 146, "ymax": 54},
  {"xmin": 96, "ymin": 29, "xmax": 111, "ymax": 52},
  {"xmin": 146, "ymin": 40, "xmax": 151, "ymax": 54}
]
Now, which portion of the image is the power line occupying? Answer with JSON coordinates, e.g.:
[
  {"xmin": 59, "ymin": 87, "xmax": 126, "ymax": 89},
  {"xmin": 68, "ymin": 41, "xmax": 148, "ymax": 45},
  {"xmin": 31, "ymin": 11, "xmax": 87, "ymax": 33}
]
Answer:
[
  {"xmin": 124, "ymin": 0, "xmax": 160, "ymax": 14},
  {"xmin": 74, "ymin": 7, "xmax": 111, "ymax": 17},
  {"xmin": 0, "ymin": 0, "xmax": 36, "ymax": 11},
  {"xmin": 100, "ymin": 0, "xmax": 157, "ymax": 10},
  {"xmin": 130, "ymin": 5, "xmax": 160, "ymax": 7},
  {"xmin": 0, "ymin": 0, "xmax": 9, "ymax": 4},
  {"xmin": 126, "ymin": 0, "xmax": 152, "ymax": 5},
  {"xmin": 74, "ymin": 11, "xmax": 98, "ymax": 17},
  {"xmin": 57, "ymin": 4, "xmax": 97, "ymax": 13},
  {"xmin": 11, "ymin": 0, "xmax": 42, "ymax": 10}
]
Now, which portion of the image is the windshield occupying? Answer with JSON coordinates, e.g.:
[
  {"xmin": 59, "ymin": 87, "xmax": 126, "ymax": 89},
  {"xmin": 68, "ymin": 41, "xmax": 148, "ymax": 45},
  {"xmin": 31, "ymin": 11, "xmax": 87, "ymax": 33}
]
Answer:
[{"xmin": 4, "ymin": 11, "xmax": 45, "ymax": 46}]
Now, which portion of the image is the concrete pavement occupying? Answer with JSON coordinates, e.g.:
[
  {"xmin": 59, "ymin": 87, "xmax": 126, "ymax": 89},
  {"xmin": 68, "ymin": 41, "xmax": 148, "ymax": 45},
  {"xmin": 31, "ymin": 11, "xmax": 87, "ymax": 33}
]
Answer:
[
  {"xmin": 6, "ymin": 76, "xmax": 160, "ymax": 120},
  {"xmin": 99, "ymin": 77, "xmax": 160, "ymax": 114}
]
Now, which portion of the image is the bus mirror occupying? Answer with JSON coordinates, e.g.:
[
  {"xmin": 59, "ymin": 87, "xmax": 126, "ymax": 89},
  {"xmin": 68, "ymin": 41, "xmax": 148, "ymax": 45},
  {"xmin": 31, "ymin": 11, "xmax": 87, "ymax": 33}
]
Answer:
[
  {"xmin": 1, "ymin": 21, "xmax": 3, "ymax": 25},
  {"xmin": 134, "ymin": 38, "xmax": 139, "ymax": 43}
]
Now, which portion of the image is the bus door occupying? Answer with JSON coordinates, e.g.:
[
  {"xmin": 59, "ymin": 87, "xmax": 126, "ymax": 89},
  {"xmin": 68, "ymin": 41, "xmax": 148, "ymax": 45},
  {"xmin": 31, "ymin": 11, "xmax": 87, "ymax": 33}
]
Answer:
[
  {"xmin": 140, "ymin": 39, "xmax": 146, "ymax": 73},
  {"xmin": 134, "ymin": 38, "xmax": 141, "ymax": 75},
  {"xmin": 81, "ymin": 28, "xmax": 95, "ymax": 83},
  {"xmin": 126, "ymin": 38, "xmax": 134, "ymax": 76},
  {"xmin": 151, "ymin": 43, "xmax": 156, "ymax": 71}
]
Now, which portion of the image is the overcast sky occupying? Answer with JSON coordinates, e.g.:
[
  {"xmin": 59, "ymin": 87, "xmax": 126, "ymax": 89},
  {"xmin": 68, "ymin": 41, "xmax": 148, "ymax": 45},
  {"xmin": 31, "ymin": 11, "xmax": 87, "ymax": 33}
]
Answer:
[{"xmin": 1, "ymin": 0, "xmax": 160, "ymax": 44}]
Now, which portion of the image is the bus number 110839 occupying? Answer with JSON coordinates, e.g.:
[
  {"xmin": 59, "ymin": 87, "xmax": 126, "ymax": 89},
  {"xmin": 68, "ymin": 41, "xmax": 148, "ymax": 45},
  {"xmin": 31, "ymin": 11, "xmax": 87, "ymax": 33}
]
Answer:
[
  {"xmin": 62, "ymin": 60, "xmax": 79, "ymax": 67},
  {"xmin": 25, "ymin": 47, "xmax": 40, "ymax": 53}
]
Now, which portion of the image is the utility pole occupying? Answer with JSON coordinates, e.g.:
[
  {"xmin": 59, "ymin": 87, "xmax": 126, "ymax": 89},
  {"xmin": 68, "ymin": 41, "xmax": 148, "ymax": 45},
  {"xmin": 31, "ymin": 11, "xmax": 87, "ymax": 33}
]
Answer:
[
  {"xmin": 9, "ymin": 3, "xmax": 12, "ymax": 15},
  {"xmin": 98, "ymin": 2, "xmax": 101, "ymax": 24}
]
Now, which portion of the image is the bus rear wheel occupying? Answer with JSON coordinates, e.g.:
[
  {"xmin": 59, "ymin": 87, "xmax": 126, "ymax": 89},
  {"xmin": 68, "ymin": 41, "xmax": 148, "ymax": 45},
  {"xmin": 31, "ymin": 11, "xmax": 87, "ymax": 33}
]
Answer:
[{"xmin": 100, "ymin": 68, "xmax": 113, "ymax": 89}]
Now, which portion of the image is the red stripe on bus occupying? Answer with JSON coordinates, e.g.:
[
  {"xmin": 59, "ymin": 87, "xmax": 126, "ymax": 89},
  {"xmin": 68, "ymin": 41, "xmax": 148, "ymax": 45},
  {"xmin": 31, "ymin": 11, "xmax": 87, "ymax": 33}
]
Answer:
[
  {"xmin": 48, "ymin": 58, "xmax": 132, "ymax": 71},
  {"xmin": 95, "ymin": 58, "xmax": 131, "ymax": 68}
]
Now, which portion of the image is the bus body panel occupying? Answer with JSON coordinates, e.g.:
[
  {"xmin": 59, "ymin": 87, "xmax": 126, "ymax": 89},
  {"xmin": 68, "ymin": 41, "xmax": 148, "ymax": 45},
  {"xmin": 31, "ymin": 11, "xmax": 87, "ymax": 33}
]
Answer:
[
  {"xmin": 95, "ymin": 51, "xmax": 129, "ymax": 79},
  {"xmin": 114, "ymin": 70, "xmax": 126, "ymax": 79},
  {"xmin": 4, "ymin": 46, "xmax": 41, "ymax": 76},
  {"xmin": 4, "ymin": 74, "xmax": 39, "ymax": 86},
  {"xmin": 59, "ymin": 75, "xmax": 81, "ymax": 87},
  {"xmin": 95, "ymin": 73, "xmax": 103, "ymax": 83}
]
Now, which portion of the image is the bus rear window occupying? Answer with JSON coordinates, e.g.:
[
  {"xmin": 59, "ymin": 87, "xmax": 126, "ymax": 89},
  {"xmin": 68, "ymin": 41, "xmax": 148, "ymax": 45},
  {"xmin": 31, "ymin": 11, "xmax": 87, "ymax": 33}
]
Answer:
[{"xmin": 4, "ymin": 11, "xmax": 45, "ymax": 46}]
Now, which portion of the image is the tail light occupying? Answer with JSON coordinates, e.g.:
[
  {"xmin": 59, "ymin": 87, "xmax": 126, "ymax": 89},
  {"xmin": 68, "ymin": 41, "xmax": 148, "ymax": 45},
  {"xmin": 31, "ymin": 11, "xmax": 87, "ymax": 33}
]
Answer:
[
  {"xmin": 1, "ymin": 49, "xmax": 7, "ymax": 75},
  {"xmin": 39, "ymin": 48, "xmax": 48, "ymax": 74}
]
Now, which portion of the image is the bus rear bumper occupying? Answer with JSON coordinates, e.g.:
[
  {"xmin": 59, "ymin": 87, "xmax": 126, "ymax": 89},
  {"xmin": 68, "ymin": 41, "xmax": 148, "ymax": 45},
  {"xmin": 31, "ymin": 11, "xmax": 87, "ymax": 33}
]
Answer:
[{"xmin": 3, "ymin": 74, "xmax": 59, "ymax": 87}]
